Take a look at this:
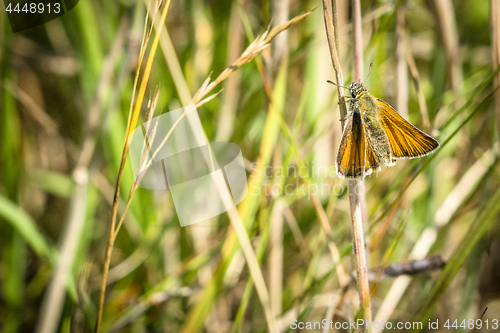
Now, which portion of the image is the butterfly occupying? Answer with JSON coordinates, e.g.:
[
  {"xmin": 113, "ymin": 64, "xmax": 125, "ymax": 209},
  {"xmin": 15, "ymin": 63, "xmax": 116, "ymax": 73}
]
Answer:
[{"xmin": 330, "ymin": 81, "xmax": 439, "ymax": 179}]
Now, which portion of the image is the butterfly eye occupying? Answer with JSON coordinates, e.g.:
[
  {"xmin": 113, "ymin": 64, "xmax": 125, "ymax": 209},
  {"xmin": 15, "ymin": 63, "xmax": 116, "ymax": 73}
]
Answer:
[{"xmin": 351, "ymin": 91, "xmax": 356, "ymax": 98}]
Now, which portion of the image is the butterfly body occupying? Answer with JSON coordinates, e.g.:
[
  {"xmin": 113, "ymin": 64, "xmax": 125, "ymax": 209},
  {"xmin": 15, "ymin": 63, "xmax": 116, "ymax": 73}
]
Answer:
[
  {"xmin": 354, "ymin": 89, "xmax": 394, "ymax": 167},
  {"xmin": 335, "ymin": 82, "xmax": 439, "ymax": 179}
]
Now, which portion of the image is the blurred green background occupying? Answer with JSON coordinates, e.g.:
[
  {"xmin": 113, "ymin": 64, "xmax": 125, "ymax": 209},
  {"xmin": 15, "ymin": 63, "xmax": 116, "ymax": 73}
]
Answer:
[{"xmin": 1, "ymin": 0, "xmax": 500, "ymax": 332}]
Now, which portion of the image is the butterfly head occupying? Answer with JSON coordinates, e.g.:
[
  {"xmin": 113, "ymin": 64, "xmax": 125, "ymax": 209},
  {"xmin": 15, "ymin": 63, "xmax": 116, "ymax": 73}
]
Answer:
[{"xmin": 349, "ymin": 82, "xmax": 365, "ymax": 99}]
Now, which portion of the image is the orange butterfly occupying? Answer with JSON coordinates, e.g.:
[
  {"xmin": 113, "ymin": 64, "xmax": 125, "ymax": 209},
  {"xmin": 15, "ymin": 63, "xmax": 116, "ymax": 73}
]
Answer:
[{"xmin": 331, "ymin": 81, "xmax": 439, "ymax": 179}]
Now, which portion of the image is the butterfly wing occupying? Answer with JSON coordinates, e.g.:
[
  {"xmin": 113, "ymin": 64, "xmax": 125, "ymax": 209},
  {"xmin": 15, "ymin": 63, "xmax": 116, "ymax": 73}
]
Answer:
[
  {"xmin": 375, "ymin": 99, "xmax": 439, "ymax": 159},
  {"xmin": 336, "ymin": 111, "xmax": 380, "ymax": 178}
]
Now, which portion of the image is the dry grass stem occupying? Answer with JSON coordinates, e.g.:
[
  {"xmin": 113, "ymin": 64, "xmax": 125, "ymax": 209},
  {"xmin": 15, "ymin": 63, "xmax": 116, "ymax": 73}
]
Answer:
[
  {"xmin": 350, "ymin": 0, "xmax": 372, "ymax": 330},
  {"xmin": 322, "ymin": 0, "xmax": 347, "ymax": 122},
  {"xmin": 352, "ymin": 0, "xmax": 364, "ymax": 81},
  {"xmin": 113, "ymin": 87, "xmax": 161, "ymax": 239},
  {"xmin": 95, "ymin": 1, "xmax": 171, "ymax": 332},
  {"xmin": 322, "ymin": 0, "xmax": 371, "ymax": 330}
]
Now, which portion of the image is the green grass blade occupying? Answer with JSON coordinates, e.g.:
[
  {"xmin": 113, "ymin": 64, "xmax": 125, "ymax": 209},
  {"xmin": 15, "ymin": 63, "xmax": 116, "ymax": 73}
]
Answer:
[{"xmin": 0, "ymin": 195, "xmax": 54, "ymax": 261}]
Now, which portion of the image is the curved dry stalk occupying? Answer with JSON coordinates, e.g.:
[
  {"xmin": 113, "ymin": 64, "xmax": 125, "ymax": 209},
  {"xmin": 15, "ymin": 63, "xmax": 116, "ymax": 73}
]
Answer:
[
  {"xmin": 322, "ymin": 0, "xmax": 371, "ymax": 331},
  {"xmin": 95, "ymin": 1, "xmax": 172, "ymax": 332},
  {"xmin": 350, "ymin": 0, "xmax": 372, "ymax": 330},
  {"xmin": 322, "ymin": 0, "xmax": 347, "ymax": 123}
]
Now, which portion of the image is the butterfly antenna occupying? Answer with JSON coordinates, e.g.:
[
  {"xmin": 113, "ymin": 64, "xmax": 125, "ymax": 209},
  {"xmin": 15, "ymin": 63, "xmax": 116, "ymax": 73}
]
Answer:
[
  {"xmin": 363, "ymin": 62, "xmax": 373, "ymax": 85},
  {"xmin": 326, "ymin": 80, "xmax": 350, "ymax": 90}
]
